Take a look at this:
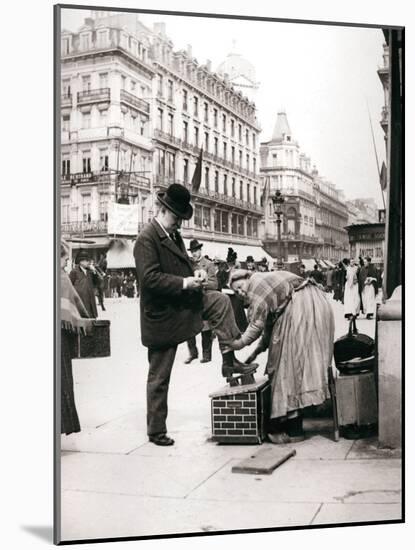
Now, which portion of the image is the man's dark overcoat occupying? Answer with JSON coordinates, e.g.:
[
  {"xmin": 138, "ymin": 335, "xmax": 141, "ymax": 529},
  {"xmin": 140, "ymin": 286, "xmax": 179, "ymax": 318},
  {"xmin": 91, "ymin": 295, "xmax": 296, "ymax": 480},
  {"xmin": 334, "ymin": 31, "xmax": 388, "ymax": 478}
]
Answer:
[
  {"xmin": 69, "ymin": 266, "xmax": 98, "ymax": 318},
  {"xmin": 134, "ymin": 220, "xmax": 203, "ymax": 348}
]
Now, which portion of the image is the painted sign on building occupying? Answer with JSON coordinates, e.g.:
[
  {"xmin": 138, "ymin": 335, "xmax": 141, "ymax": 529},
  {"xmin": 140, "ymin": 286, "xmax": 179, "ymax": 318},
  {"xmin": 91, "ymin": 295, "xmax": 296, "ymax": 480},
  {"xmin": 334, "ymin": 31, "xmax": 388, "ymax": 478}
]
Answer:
[{"xmin": 107, "ymin": 202, "xmax": 139, "ymax": 235}]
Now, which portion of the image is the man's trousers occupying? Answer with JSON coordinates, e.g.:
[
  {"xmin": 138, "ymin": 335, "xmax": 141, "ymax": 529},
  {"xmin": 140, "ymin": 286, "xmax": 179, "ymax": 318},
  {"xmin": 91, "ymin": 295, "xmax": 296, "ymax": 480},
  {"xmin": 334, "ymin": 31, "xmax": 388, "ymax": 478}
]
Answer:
[{"xmin": 146, "ymin": 290, "xmax": 241, "ymax": 436}]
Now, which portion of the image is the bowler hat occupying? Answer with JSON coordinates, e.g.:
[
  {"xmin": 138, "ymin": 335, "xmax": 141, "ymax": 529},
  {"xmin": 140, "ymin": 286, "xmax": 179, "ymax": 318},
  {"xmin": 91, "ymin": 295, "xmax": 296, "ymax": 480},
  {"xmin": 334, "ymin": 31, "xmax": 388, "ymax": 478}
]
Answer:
[
  {"xmin": 76, "ymin": 249, "xmax": 91, "ymax": 263},
  {"xmin": 188, "ymin": 239, "xmax": 203, "ymax": 252},
  {"xmin": 246, "ymin": 255, "xmax": 254, "ymax": 263},
  {"xmin": 157, "ymin": 183, "xmax": 193, "ymax": 220}
]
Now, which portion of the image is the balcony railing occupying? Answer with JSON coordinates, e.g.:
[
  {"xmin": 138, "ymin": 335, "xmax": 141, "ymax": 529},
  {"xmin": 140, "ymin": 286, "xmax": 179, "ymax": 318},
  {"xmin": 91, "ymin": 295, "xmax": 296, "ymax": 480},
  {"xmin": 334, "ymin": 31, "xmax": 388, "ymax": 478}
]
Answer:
[
  {"xmin": 154, "ymin": 129, "xmax": 181, "ymax": 148},
  {"xmin": 61, "ymin": 220, "xmax": 108, "ymax": 235},
  {"xmin": 120, "ymin": 89, "xmax": 150, "ymax": 114},
  {"xmin": 77, "ymin": 88, "xmax": 110, "ymax": 104}
]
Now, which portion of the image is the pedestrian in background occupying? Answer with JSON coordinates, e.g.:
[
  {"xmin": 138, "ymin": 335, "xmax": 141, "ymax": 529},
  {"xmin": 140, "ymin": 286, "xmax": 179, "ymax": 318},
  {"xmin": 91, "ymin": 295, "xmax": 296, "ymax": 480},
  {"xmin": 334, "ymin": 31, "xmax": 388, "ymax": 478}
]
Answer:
[
  {"xmin": 69, "ymin": 250, "xmax": 98, "ymax": 318},
  {"xmin": 61, "ymin": 241, "xmax": 93, "ymax": 435},
  {"xmin": 184, "ymin": 240, "xmax": 218, "ymax": 364},
  {"xmin": 246, "ymin": 255, "xmax": 257, "ymax": 271},
  {"xmin": 358, "ymin": 257, "xmax": 378, "ymax": 319},
  {"xmin": 342, "ymin": 258, "xmax": 360, "ymax": 319}
]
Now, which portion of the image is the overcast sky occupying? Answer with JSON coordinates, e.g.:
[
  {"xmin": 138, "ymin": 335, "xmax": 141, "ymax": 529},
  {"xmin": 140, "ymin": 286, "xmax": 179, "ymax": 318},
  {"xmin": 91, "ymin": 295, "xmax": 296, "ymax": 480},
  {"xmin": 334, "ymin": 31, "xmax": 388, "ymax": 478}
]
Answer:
[{"xmin": 62, "ymin": 8, "xmax": 386, "ymax": 207}]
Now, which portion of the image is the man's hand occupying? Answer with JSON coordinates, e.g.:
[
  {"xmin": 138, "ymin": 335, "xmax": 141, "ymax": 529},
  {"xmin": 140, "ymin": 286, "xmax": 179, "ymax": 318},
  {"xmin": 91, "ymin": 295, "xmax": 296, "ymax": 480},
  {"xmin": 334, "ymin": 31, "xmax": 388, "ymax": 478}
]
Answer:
[{"xmin": 184, "ymin": 276, "xmax": 203, "ymax": 290}]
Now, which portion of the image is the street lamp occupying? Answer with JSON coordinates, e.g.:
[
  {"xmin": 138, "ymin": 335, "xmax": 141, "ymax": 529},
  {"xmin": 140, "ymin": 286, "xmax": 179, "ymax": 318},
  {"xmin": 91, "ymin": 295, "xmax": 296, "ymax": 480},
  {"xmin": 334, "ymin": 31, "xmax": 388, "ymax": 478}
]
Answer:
[{"xmin": 272, "ymin": 189, "xmax": 285, "ymax": 270}]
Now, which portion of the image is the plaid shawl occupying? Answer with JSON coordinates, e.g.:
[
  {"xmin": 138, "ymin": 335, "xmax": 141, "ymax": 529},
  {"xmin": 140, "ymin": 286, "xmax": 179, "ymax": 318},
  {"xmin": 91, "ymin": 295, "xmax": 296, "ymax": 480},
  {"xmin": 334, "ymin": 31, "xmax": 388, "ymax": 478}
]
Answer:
[
  {"xmin": 241, "ymin": 271, "xmax": 304, "ymax": 346},
  {"xmin": 61, "ymin": 270, "xmax": 93, "ymax": 334}
]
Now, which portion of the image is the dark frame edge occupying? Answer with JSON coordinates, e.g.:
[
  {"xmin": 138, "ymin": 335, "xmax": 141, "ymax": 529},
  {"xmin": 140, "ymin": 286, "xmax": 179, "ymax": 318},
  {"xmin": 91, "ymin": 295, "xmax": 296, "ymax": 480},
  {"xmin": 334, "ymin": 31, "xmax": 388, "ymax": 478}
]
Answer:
[{"xmin": 53, "ymin": 3, "xmax": 62, "ymax": 546}]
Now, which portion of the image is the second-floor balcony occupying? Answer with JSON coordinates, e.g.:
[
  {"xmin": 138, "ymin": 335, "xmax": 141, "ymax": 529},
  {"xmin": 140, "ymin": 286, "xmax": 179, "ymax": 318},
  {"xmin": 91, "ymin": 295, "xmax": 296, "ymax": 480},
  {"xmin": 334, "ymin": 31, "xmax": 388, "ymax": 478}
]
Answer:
[
  {"xmin": 61, "ymin": 220, "xmax": 108, "ymax": 235},
  {"xmin": 120, "ymin": 89, "xmax": 150, "ymax": 114},
  {"xmin": 154, "ymin": 129, "xmax": 181, "ymax": 148},
  {"xmin": 77, "ymin": 88, "xmax": 110, "ymax": 105}
]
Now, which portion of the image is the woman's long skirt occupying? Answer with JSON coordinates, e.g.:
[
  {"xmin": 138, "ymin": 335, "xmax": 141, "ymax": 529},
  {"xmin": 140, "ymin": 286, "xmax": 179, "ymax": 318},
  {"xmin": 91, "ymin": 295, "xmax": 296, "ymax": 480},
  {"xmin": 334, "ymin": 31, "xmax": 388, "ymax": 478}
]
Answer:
[
  {"xmin": 266, "ymin": 284, "xmax": 335, "ymax": 419},
  {"xmin": 61, "ymin": 330, "xmax": 81, "ymax": 435},
  {"xmin": 343, "ymin": 283, "xmax": 360, "ymax": 316},
  {"xmin": 362, "ymin": 284, "xmax": 376, "ymax": 315}
]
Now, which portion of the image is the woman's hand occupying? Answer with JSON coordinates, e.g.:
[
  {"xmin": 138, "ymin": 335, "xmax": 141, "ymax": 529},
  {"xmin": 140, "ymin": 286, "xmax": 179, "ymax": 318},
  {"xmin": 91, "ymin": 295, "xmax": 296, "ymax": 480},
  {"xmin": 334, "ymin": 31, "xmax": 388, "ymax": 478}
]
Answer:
[{"xmin": 228, "ymin": 338, "xmax": 245, "ymax": 351}]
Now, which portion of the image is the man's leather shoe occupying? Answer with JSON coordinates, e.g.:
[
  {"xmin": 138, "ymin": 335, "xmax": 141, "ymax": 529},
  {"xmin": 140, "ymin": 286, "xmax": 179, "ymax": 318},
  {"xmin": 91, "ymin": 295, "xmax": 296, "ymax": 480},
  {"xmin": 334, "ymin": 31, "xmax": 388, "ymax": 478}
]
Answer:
[
  {"xmin": 222, "ymin": 362, "xmax": 258, "ymax": 378},
  {"xmin": 149, "ymin": 434, "xmax": 175, "ymax": 446},
  {"xmin": 200, "ymin": 355, "xmax": 211, "ymax": 364},
  {"xmin": 184, "ymin": 354, "xmax": 198, "ymax": 364}
]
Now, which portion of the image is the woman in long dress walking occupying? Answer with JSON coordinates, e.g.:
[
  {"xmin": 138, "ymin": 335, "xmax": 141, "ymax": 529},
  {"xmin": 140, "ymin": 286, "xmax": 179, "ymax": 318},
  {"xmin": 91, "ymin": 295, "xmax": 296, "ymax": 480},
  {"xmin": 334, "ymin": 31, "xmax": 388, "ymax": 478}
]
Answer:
[
  {"xmin": 227, "ymin": 269, "xmax": 334, "ymax": 443},
  {"xmin": 343, "ymin": 258, "xmax": 360, "ymax": 319}
]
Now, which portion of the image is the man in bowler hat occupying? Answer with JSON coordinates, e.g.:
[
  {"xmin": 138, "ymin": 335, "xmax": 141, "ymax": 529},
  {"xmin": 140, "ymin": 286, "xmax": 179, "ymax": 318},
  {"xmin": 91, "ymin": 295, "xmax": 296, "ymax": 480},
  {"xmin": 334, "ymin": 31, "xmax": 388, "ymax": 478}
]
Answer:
[
  {"xmin": 134, "ymin": 183, "xmax": 256, "ymax": 446},
  {"xmin": 184, "ymin": 239, "xmax": 217, "ymax": 364},
  {"xmin": 69, "ymin": 250, "xmax": 98, "ymax": 318}
]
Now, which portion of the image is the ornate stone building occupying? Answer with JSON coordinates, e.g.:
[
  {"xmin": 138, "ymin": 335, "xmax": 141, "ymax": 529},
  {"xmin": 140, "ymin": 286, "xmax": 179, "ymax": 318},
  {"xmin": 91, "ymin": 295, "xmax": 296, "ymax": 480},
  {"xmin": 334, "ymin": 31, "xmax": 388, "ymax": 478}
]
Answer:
[
  {"xmin": 259, "ymin": 111, "xmax": 348, "ymax": 264},
  {"xmin": 60, "ymin": 12, "xmax": 155, "ymax": 254},
  {"xmin": 60, "ymin": 11, "xmax": 270, "ymax": 262}
]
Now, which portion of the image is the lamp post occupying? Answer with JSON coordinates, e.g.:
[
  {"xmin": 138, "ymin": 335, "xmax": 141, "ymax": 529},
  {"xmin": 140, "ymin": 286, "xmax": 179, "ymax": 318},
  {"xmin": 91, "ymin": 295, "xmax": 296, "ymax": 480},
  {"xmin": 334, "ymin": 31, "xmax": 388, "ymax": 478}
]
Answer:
[{"xmin": 272, "ymin": 189, "xmax": 285, "ymax": 270}]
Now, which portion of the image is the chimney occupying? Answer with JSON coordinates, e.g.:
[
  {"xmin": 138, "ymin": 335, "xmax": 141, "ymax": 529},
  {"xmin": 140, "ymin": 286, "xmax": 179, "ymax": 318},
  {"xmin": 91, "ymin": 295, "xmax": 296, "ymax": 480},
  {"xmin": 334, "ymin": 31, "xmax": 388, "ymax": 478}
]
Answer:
[{"xmin": 186, "ymin": 44, "xmax": 192, "ymax": 58}]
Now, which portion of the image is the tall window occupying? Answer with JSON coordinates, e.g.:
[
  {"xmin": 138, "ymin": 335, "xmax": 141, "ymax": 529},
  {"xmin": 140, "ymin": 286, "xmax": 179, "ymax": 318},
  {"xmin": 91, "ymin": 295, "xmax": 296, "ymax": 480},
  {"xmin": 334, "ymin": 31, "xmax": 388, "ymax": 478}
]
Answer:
[
  {"xmin": 247, "ymin": 218, "xmax": 252, "ymax": 236},
  {"xmin": 183, "ymin": 89, "xmax": 188, "ymax": 111},
  {"xmin": 204, "ymin": 167, "xmax": 209, "ymax": 189},
  {"xmin": 245, "ymin": 129, "xmax": 249, "ymax": 145},
  {"xmin": 61, "ymin": 196, "xmax": 70, "ymax": 222},
  {"xmin": 99, "ymin": 73, "xmax": 108, "ymax": 89},
  {"xmin": 194, "ymin": 205, "xmax": 202, "ymax": 229},
  {"xmin": 82, "ymin": 154, "xmax": 91, "ymax": 174},
  {"xmin": 166, "ymin": 152, "xmax": 175, "ymax": 179},
  {"xmin": 156, "ymin": 149, "xmax": 165, "ymax": 176},
  {"xmin": 204, "ymin": 102, "xmax": 208, "ymax": 122},
  {"xmin": 81, "ymin": 34, "xmax": 91, "ymax": 50},
  {"xmin": 202, "ymin": 207, "xmax": 211, "ymax": 230},
  {"xmin": 81, "ymin": 194, "xmax": 91, "ymax": 222},
  {"xmin": 183, "ymin": 121, "xmax": 188, "ymax": 143},
  {"xmin": 204, "ymin": 132, "xmax": 209, "ymax": 151},
  {"xmin": 214, "ymin": 210, "xmax": 221, "ymax": 232},
  {"xmin": 253, "ymin": 158, "xmax": 256, "ymax": 174},
  {"xmin": 214, "ymin": 137, "xmax": 218, "ymax": 156},
  {"xmin": 223, "ymin": 174, "xmax": 228, "ymax": 195},
  {"xmin": 222, "ymin": 114, "xmax": 226, "ymax": 132},
  {"xmin": 232, "ymin": 177, "xmax": 236, "ymax": 197},
  {"xmin": 99, "ymin": 194, "xmax": 108, "ymax": 221},
  {"xmin": 238, "ymin": 124, "xmax": 242, "ymax": 141},
  {"xmin": 252, "ymin": 133, "xmax": 256, "ymax": 148},
  {"xmin": 167, "ymin": 79, "xmax": 173, "ymax": 101},
  {"xmin": 239, "ymin": 150, "xmax": 243, "ymax": 166},
  {"xmin": 221, "ymin": 211, "xmax": 229, "ymax": 233},
  {"xmin": 100, "ymin": 150, "xmax": 109, "ymax": 171},
  {"xmin": 240, "ymin": 180, "xmax": 244, "ymax": 200},
  {"xmin": 82, "ymin": 112, "xmax": 91, "ymax": 129},
  {"xmin": 82, "ymin": 75, "xmax": 91, "ymax": 92},
  {"xmin": 157, "ymin": 108, "xmax": 163, "ymax": 131},
  {"xmin": 247, "ymin": 183, "xmax": 251, "ymax": 203},
  {"xmin": 223, "ymin": 141, "xmax": 227, "ymax": 160},
  {"xmin": 194, "ymin": 126, "xmax": 199, "ymax": 146},
  {"xmin": 231, "ymin": 146, "xmax": 235, "ymax": 164},
  {"xmin": 231, "ymin": 119, "xmax": 235, "ymax": 137},
  {"xmin": 62, "ymin": 78, "xmax": 71, "ymax": 97},
  {"xmin": 139, "ymin": 118, "xmax": 147, "ymax": 136},
  {"xmin": 167, "ymin": 113, "xmax": 174, "ymax": 135},
  {"xmin": 253, "ymin": 186, "xmax": 257, "ymax": 204},
  {"xmin": 213, "ymin": 108, "xmax": 218, "ymax": 128},
  {"xmin": 157, "ymin": 74, "xmax": 163, "ymax": 95},
  {"xmin": 62, "ymin": 115, "xmax": 70, "ymax": 132},
  {"xmin": 193, "ymin": 96, "xmax": 199, "ymax": 117},
  {"xmin": 62, "ymin": 37, "xmax": 70, "ymax": 55},
  {"xmin": 62, "ymin": 156, "xmax": 70, "ymax": 175},
  {"xmin": 214, "ymin": 171, "xmax": 219, "ymax": 192},
  {"xmin": 246, "ymin": 154, "xmax": 250, "ymax": 171},
  {"xmin": 253, "ymin": 219, "xmax": 258, "ymax": 237},
  {"xmin": 231, "ymin": 213, "xmax": 237, "ymax": 234},
  {"xmin": 183, "ymin": 159, "xmax": 189, "ymax": 183}
]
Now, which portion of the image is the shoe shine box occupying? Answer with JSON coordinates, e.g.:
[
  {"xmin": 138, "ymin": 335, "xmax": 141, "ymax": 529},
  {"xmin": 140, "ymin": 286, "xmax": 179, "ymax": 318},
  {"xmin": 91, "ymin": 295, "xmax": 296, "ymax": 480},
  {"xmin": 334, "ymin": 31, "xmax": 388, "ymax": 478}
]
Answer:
[{"xmin": 209, "ymin": 376, "xmax": 270, "ymax": 444}]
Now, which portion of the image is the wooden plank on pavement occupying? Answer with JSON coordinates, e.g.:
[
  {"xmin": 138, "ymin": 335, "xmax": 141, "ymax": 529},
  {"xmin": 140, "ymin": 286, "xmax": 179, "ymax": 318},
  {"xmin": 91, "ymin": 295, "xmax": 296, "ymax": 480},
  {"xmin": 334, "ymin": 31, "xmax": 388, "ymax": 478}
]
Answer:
[{"xmin": 231, "ymin": 446, "xmax": 296, "ymax": 475}]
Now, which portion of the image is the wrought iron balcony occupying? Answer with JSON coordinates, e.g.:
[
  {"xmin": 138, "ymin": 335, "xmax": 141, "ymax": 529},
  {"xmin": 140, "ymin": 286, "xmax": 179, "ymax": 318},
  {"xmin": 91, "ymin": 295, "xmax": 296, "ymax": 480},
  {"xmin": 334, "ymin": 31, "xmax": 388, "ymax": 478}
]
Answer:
[
  {"xmin": 61, "ymin": 220, "xmax": 108, "ymax": 235},
  {"xmin": 120, "ymin": 89, "xmax": 150, "ymax": 114},
  {"xmin": 77, "ymin": 88, "xmax": 110, "ymax": 104},
  {"xmin": 154, "ymin": 129, "xmax": 181, "ymax": 148}
]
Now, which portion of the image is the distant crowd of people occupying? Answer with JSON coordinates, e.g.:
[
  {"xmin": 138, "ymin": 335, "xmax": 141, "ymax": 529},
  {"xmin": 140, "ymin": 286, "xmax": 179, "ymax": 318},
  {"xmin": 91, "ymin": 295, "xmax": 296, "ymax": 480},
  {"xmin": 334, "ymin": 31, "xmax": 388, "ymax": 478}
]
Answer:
[{"xmin": 299, "ymin": 257, "xmax": 382, "ymax": 320}]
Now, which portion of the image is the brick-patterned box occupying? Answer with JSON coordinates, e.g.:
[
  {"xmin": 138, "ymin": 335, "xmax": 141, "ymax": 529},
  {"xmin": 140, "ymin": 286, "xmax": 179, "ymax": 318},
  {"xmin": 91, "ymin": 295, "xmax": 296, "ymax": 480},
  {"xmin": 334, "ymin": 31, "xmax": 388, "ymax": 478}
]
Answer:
[{"xmin": 209, "ymin": 376, "xmax": 270, "ymax": 444}]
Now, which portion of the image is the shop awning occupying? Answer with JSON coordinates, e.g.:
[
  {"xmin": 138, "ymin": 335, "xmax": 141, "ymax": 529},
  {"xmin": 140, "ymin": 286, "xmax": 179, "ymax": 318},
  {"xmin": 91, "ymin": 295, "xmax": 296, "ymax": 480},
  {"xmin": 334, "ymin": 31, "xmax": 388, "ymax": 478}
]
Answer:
[
  {"xmin": 107, "ymin": 239, "xmax": 136, "ymax": 269},
  {"xmin": 324, "ymin": 259, "xmax": 336, "ymax": 268},
  {"xmin": 182, "ymin": 239, "xmax": 273, "ymax": 264},
  {"xmin": 68, "ymin": 237, "xmax": 111, "ymax": 249}
]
